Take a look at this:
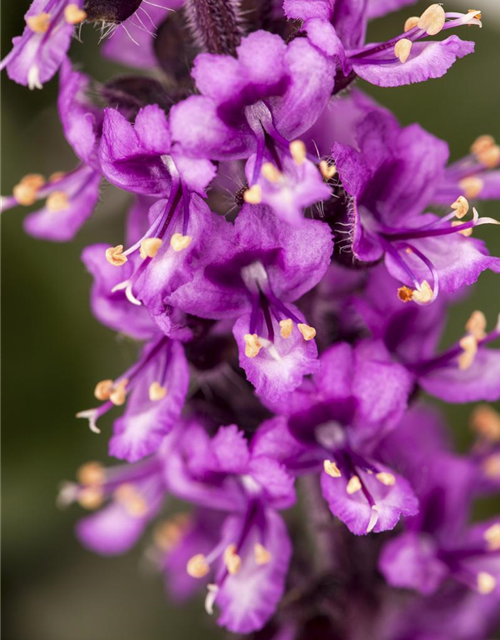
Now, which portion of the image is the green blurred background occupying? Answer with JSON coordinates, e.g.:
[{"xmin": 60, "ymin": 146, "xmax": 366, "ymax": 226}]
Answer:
[{"xmin": 2, "ymin": 2, "xmax": 499, "ymax": 639}]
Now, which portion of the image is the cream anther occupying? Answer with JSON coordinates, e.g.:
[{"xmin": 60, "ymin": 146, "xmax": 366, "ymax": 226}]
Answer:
[
  {"xmin": 465, "ymin": 310, "xmax": 487, "ymax": 340},
  {"xmin": 114, "ymin": 483, "xmax": 148, "ymax": 517},
  {"xmin": 290, "ymin": 140, "xmax": 307, "ymax": 165},
  {"xmin": 49, "ymin": 171, "xmax": 65, "ymax": 183},
  {"xmin": 78, "ymin": 486, "xmax": 104, "ymax": 510},
  {"xmin": 105, "ymin": 245, "xmax": 127, "ymax": 266},
  {"xmin": 477, "ymin": 145, "xmax": 500, "ymax": 169},
  {"xmin": 279, "ymin": 319, "xmax": 293, "ymax": 339},
  {"xmin": 187, "ymin": 554, "xmax": 210, "ymax": 578},
  {"xmin": 244, "ymin": 333, "xmax": 263, "ymax": 358},
  {"xmin": 324, "ymin": 459, "xmax": 342, "ymax": 478},
  {"xmin": 170, "ymin": 233, "xmax": 192, "ymax": 252},
  {"xmin": 64, "ymin": 4, "xmax": 87, "ymax": 24},
  {"xmin": 13, "ymin": 173, "xmax": 45, "ymax": 206},
  {"xmin": 224, "ymin": 544, "xmax": 242, "ymax": 575},
  {"xmin": 477, "ymin": 571, "xmax": 497, "ymax": 594},
  {"xmin": 471, "ymin": 405, "xmax": 500, "ymax": 442},
  {"xmin": 395, "ymin": 38, "xmax": 412, "ymax": 63},
  {"xmin": 149, "ymin": 382, "xmax": 168, "ymax": 401},
  {"xmin": 471, "ymin": 135, "xmax": 495, "ymax": 155},
  {"xmin": 110, "ymin": 379, "xmax": 128, "ymax": 406},
  {"xmin": 404, "ymin": 16, "xmax": 419, "ymax": 31},
  {"xmin": 254, "ymin": 543, "xmax": 272, "ymax": 565},
  {"xmin": 154, "ymin": 514, "xmax": 190, "ymax": 552},
  {"xmin": 484, "ymin": 523, "xmax": 500, "ymax": 551},
  {"xmin": 451, "ymin": 195, "xmax": 469, "ymax": 219},
  {"xmin": 244, "ymin": 184, "xmax": 262, "ymax": 205},
  {"xmin": 46, "ymin": 191, "xmax": 69, "ymax": 212},
  {"xmin": 319, "ymin": 160, "xmax": 337, "ymax": 180},
  {"xmin": 27, "ymin": 13, "xmax": 51, "ymax": 33},
  {"xmin": 298, "ymin": 323, "xmax": 316, "ymax": 341},
  {"xmin": 418, "ymin": 4, "xmax": 446, "ymax": 36},
  {"xmin": 376, "ymin": 472, "xmax": 396, "ymax": 486},
  {"xmin": 94, "ymin": 380, "xmax": 113, "ymax": 400},
  {"xmin": 451, "ymin": 220, "xmax": 473, "ymax": 237},
  {"xmin": 459, "ymin": 177, "xmax": 484, "ymax": 199},
  {"xmin": 483, "ymin": 454, "xmax": 500, "ymax": 479},
  {"xmin": 412, "ymin": 281, "xmax": 433, "ymax": 304},
  {"xmin": 77, "ymin": 461, "xmax": 105, "ymax": 486},
  {"xmin": 346, "ymin": 475, "xmax": 362, "ymax": 495},
  {"xmin": 458, "ymin": 334, "xmax": 478, "ymax": 371},
  {"xmin": 140, "ymin": 237, "xmax": 162, "ymax": 259},
  {"xmin": 261, "ymin": 162, "xmax": 282, "ymax": 183}
]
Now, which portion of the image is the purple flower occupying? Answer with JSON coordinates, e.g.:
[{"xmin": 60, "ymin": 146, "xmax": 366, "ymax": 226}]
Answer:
[
  {"xmin": 253, "ymin": 341, "xmax": 418, "ymax": 535},
  {"xmin": 286, "ymin": 1, "xmax": 480, "ymax": 88},
  {"xmin": 164, "ymin": 422, "xmax": 295, "ymax": 633},
  {"xmin": 169, "ymin": 203, "xmax": 333, "ymax": 400},
  {"xmin": 0, "ymin": 0, "xmax": 86, "ymax": 89}
]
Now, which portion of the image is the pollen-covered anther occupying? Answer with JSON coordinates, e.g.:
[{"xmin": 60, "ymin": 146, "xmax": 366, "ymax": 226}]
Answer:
[
  {"xmin": 458, "ymin": 334, "xmax": 478, "ymax": 371},
  {"xmin": 149, "ymin": 381, "xmax": 168, "ymax": 401},
  {"xmin": 468, "ymin": 9, "xmax": 482, "ymax": 21},
  {"xmin": 324, "ymin": 459, "xmax": 342, "ymax": 478},
  {"xmin": 254, "ymin": 543, "xmax": 272, "ymax": 565},
  {"xmin": 77, "ymin": 461, "xmax": 105, "ymax": 486},
  {"xmin": 298, "ymin": 323, "xmax": 316, "ymax": 341},
  {"xmin": 187, "ymin": 554, "xmax": 210, "ymax": 578},
  {"xmin": 170, "ymin": 233, "xmax": 192, "ymax": 252},
  {"xmin": 290, "ymin": 140, "xmax": 307, "ymax": 165},
  {"xmin": 49, "ymin": 171, "xmax": 65, "ymax": 183},
  {"xmin": 477, "ymin": 144, "xmax": 500, "ymax": 169},
  {"xmin": 244, "ymin": 333, "xmax": 263, "ymax": 358},
  {"xmin": 78, "ymin": 486, "xmax": 104, "ymax": 510},
  {"xmin": 140, "ymin": 237, "xmax": 162, "ymax": 259},
  {"xmin": 477, "ymin": 571, "xmax": 497, "ymax": 595},
  {"xmin": 484, "ymin": 523, "xmax": 500, "ymax": 551},
  {"xmin": 470, "ymin": 404, "xmax": 500, "ymax": 442},
  {"xmin": 94, "ymin": 379, "xmax": 113, "ymax": 401},
  {"xmin": 451, "ymin": 220, "xmax": 473, "ymax": 237},
  {"xmin": 346, "ymin": 475, "xmax": 362, "ymax": 495},
  {"xmin": 110, "ymin": 379, "xmax": 128, "ymax": 406},
  {"xmin": 114, "ymin": 483, "xmax": 148, "ymax": 517},
  {"xmin": 224, "ymin": 544, "xmax": 242, "ymax": 575},
  {"xmin": 395, "ymin": 38, "xmax": 412, "ymax": 63},
  {"xmin": 154, "ymin": 515, "xmax": 190, "ymax": 552},
  {"xmin": 376, "ymin": 472, "xmax": 396, "ymax": 486},
  {"xmin": 471, "ymin": 135, "xmax": 495, "ymax": 155},
  {"xmin": 243, "ymin": 184, "xmax": 262, "ymax": 205},
  {"xmin": 412, "ymin": 280, "xmax": 433, "ymax": 304},
  {"xmin": 261, "ymin": 162, "xmax": 282, "ymax": 183},
  {"xmin": 404, "ymin": 16, "xmax": 419, "ymax": 31},
  {"xmin": 64, "ymin": 4, "xmax": 87, "ymax": 24},
  {"xmin": 46, "ymin": 191, "xmax": 69, "ymax": 212},
  {"xmin": 397, "ymin": 286, "xmax": 414, "ymax": 303},
  {"xmin": 482, "ymin": 454, "xmax": 500, "ymax": 479},
  {"xmin": 279, "ymin": 319, "xmax": 293, "ymax": 339},
  {"xmin": 459, "ymin": 176, "xmax": 484, "ymax": 200},
  {"xmin": 13, "ymin": 174, "xmax": 45, "ymax": 206},
  {"xmin": 27, "ymin": 13, "xmax": 51, "ymax": 33},
  {"xmin": 451, "ymin": 195, "xmax": 470, "ymax": 219},
  {"xmin": 105, "ymin": 245, "xmax": 127, "ymax": 266},
  {"xmin": 417, "ymin": 4, "xmax": 446, "ymax": 36},
  {"xmin": 465, "ymin": 310, "xmax": 487, "ymax": 340},
  {"xmin": 319, "ymin": 160, "xmax": 337, "ymax": 180}
]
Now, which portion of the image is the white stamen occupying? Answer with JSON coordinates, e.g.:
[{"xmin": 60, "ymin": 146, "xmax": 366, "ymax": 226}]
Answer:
[
  {"xmin": 28, "ymin": 65, "xmax": 42, "ymax": 90},
  {"xmin": 366, "ymin": 505, "xmax": 380, "ymax": 533},
  {"xmin": 205, "ymin": 584, "xmax": 219, "ymax": 615},
  {"xmin": 57, "ymin": 481, "xmax": 79, "ymax": 507},
  {"xmin": 76, "ymin": 409, "xmax": 101, "ymax": 434}
]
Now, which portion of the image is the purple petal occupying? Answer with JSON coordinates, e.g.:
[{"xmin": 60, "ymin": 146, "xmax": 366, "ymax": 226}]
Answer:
[
  {"xmin": 211, "ymin": 425, "xmax": 251, "ymax": 474},
  {"xmin": 352, "ymin": 36, "xmax": 475, "ymax": 88},
  {"xmin": 248, "ymin": 456, "xmax": 296, "ymax": 509},
  {"xmin": 283, "ymin": 0, "xmax": 334, "ymax": 21}
]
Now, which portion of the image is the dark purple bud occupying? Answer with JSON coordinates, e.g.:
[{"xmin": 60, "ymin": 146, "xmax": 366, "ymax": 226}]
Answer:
[
  {"xmin": 84, "ymin": 0, "xmax": 143, "ymax": 23},
  {"xmin": 184, "ymin": 0, "xmax": 241, "ymax": 55}
]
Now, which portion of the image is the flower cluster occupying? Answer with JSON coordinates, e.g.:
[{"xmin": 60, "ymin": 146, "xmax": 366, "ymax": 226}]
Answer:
[{"xmin": 2, "ymin": 0, "xmax": 500, "ymax": 637}]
